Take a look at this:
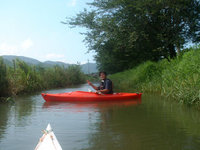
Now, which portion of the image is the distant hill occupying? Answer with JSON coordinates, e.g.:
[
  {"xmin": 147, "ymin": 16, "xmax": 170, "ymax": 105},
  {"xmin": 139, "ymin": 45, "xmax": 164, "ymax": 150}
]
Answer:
[
  {"xmin": 42, "ymin": 61, "xmax": 70, "ymax": 68},
  {"xmin": 81, "ymin": 63, "xmax": 98, "ymax": 74},
  {"xmin": 2, "ymin": 55, "xmax": 41, "ymax": 65},
  {"xmin": 1, "ymin": 55, "xmax": 98, "ymax": 73}
]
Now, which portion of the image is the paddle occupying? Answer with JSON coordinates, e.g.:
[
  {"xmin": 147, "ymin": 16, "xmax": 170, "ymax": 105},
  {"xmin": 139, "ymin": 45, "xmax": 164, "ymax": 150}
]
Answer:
[
  {"xmin": 88, "ymin": 88, "xmax": 104, "ymax": 95},
  {"xmin": 95, "ymin": 90, "xmax": 105, "ymax": 95}
]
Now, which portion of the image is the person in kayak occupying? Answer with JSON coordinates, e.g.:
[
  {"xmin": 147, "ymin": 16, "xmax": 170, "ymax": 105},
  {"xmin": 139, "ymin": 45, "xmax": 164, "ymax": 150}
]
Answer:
[{"xmin": 87, "ymin": 71, "xmax": 113, "ymax": 94}]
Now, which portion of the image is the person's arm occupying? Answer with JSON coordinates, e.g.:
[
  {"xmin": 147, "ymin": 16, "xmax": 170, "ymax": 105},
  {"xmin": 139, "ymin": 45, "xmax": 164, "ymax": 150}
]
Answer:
[
  {"xmin": 87, "ymin": 80, "xmax": 98, "ymax": 90},
  {"xmin": 98, "ymin": 89, "xmax": 110, "ymax": 94}
]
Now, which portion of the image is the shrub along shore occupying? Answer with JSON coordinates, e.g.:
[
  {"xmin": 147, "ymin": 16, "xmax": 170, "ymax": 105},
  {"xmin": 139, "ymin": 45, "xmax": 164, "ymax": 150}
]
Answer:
[
  {"xmin": 0, "ymin": 59, "xmax": 86, "ymax": 101},
  {"xmin": 110, "ymin": 46, "xmax": 200, "ymax": 108}
]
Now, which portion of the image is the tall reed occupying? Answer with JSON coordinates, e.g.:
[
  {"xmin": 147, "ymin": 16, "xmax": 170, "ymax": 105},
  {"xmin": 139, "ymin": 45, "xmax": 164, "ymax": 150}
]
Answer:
[
  {"xmin": 0, "ymin": 58, "xmax": 86, "ymax": 98},
  {"xmin": 110, "ymin": 46, "xmax": 200, "ymax": 108}
]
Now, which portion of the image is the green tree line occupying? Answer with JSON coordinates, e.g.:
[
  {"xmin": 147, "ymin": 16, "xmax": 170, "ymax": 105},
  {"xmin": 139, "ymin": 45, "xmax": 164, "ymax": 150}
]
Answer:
[
  {"xmin": 0, "ymin": 58, "xmax": 85, "ymax": 98},
  {"xmin": 66, "ymin": 0, "xmax": 200, "ymax": 73}
]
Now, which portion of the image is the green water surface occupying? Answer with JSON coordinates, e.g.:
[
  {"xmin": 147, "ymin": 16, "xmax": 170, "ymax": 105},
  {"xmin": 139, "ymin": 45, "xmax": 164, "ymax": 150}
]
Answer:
[{"xmin": 0, "ymin": 84, "xmax": 200, "ymax": 150}]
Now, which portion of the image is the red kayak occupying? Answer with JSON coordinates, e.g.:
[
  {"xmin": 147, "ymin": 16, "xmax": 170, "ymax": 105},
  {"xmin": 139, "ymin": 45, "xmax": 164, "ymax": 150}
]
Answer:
[{"xmin": 41, "ymin": 91, "xmax": 142, "ymax": 102}]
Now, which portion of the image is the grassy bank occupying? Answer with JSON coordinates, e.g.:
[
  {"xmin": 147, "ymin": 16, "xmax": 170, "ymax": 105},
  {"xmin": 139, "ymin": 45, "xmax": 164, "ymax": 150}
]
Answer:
[
  {"xmin": 0, "ymin": 59, "xmax": 86, "ymax": 100},
  {"xmin": 110, "ymin": 46, "xmax": 200, "ymax": 108}
]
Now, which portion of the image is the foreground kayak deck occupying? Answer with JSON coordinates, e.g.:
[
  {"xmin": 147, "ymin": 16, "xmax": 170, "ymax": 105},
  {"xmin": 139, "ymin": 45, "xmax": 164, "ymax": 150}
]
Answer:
[
  {"xmin": 35, "ymin": 124, "xmax": 62, "ymax": 150},
  {"xmin": 41, "ymin": 91, "xmax": 142, "ymax": 102}
]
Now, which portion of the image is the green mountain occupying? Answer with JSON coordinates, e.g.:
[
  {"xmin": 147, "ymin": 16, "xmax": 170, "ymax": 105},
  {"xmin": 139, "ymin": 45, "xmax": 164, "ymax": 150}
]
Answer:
[
  {"xmin": 1, "ymin": 55, "xmax": 98, "ymax": 73},
  {"xmin": 81, "ymin": 63, "xmax": 98, "ymax": 74},
  {"xmin": 2, "ymin": 55, "xmax": 41, "ymax": 65},
  {"xmin": 42, "ymin": 61, "xmax": 70, "ymax": 68}
]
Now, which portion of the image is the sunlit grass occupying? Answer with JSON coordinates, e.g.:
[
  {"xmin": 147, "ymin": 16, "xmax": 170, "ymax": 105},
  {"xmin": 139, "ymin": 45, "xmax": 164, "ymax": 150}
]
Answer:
[{"xmin": 110, "ymin": 46, "xmax": 200, "ymax": 108}]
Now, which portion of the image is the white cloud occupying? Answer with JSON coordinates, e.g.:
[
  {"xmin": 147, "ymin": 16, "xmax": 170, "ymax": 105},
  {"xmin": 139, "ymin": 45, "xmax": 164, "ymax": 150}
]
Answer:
[
  {"xmin": 0, "ymin": 38, "xmax": 34, "ymax": 56},
  {"xmin": 0, "ymin": 43, "xmax": 19, "ymax": 55},
  {"xmin": 68, "ymin": 0, "xmax": 77, "ymax": 7},
  {"xmin": 21, "ymin": 38, "xmax": 33, "ymax": 49}
]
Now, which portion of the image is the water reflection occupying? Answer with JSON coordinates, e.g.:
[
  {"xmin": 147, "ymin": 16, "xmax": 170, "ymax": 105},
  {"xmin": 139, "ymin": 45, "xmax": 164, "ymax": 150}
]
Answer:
[
  {"xmin": 1, "ymin": 85, "xmax": 200, "ymax": 150},
  {"xmin": 0, "ymin": 94, "xmax": 37, "ymax": 147},
  {"xmin": 0, "ymin": 103, "xmax": 12, "ymax": 141},
  {"xmin": 42, "ymin": 99, "xmax": 142, "ymax": 112},
  {"xmin": 81, "ymin": 94, "xmax": 200, "ymax": 150}
]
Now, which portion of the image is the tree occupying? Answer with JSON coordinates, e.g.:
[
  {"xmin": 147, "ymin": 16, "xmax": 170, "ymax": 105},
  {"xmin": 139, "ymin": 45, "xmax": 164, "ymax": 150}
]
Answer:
[{"xmin": 66, "ymin": 0, "xmax": 200, "ymax": 73}]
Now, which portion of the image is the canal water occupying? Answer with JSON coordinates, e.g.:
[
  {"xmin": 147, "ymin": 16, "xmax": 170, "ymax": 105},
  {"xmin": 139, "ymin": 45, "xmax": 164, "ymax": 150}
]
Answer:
[{"xmin": 0, "ymin": 84, "xmax": 200, "ymax": 150}]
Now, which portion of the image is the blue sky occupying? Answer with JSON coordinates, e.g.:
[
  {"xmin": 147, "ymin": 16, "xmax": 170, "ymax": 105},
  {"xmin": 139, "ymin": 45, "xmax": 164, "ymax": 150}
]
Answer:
[{"xmin": 0, "ymin": 0, "xmax": 95, "ymax": 64}]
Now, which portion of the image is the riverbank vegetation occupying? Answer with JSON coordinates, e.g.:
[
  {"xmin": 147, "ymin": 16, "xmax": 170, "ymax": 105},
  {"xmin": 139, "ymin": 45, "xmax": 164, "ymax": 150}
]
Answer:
[
  {"xmin": 65, "ymin": 0, "xmax": 200, "ymax": 107},
  {"xmin": 110, "ymin": 46, "xmax": 200, "ymax": 108},
  {"xmin": 66, "ymin": 0, "xmax": 200, "ymax": 74},
  {"xmin": 0, "ymin": 58, "xmax": 86, "ymax": 100}
]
